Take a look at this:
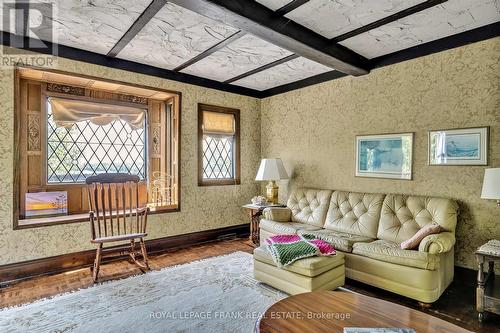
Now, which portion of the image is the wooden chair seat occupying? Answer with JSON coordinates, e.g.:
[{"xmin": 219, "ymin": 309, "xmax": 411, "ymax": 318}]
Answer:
[{"xmin": 91, "ymin": 233, "xmax": 147, "ymax": 244}]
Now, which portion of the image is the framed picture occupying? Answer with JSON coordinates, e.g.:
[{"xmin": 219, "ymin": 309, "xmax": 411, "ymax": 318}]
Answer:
[
  {"xmin": 25, "ymin": 191, "xmax": 68, "ymax": 218},
  {"xmin": 356, "ymin": 133, "xmax": 413, "ymax": 180},
  {"xmin": 428, "ymin": 127, "xmax": 488, "ymax": 165}
]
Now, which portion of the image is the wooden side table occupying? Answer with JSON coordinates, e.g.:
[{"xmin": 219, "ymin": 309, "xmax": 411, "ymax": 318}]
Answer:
[
  {"xmin": 476, "ymin": 240, "xmax": 500, "ymax": 322},
  {"xmin": 242, "ymin": 203, "xmax": 284, "ymax": 246}
]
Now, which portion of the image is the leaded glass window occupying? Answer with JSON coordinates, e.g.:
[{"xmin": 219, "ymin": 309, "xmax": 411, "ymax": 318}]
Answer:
[
  {"xmin": 46, "ymin": 101, "xmax": 147, "ymax": 183},
  {"xmin": 198, "ymin": 104, "xmax": 240, "ymax": 185}
]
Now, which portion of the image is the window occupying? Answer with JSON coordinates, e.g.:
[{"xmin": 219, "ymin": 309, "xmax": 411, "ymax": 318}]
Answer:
[
  {"xmin": 46, "ymin": 98, "xmax": 147, "ymax": 183},
  {"xmin": 14, "ymin": 67, "xmax": 180, "ymax": 228},
  {"xmin": 198, "ymin": 103, "xmax": 240, "ymax": 186}
]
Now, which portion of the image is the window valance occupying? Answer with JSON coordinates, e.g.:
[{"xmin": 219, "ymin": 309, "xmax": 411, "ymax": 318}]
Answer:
[{"xmin": 49, "ymin": 97, "xmax": 146, "ymax": 130}]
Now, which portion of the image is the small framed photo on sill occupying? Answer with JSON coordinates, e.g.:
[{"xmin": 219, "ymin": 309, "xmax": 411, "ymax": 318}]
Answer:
[
  {"xmin": 428, "ymin": 127, "xmax": 488, "ymax": 166},
  {"xmin": 25, "ymin": 191, "xmax": 68, "ymax": 218}
]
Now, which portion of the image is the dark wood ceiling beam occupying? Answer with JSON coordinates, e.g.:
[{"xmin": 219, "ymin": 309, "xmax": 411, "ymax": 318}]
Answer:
[
  {"xmin": 332, "ymin": 0, "xmax": 448, "ymax": 43},
  {"xmin": 274, "ymin": 0, "xmax": 309, "ymax": 16},
  {"xmin": 225, "ymin": 54, "xmax": 299, "ymax": 83},
  {"xmin": 107, "ymin": 0, "xmax": 167, "ymax": 58},
  {"xmin": 167, "ymin": 0, "xmax": 370, "ymax": 76},
  {"xmin": 173, "ymin": 30, "xmax": 245, "ymax": 72}
]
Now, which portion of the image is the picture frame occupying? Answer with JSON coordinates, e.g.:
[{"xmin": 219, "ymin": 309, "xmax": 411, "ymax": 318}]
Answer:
[
  {"xmin": 428, "ymin": 127, "xmax": 488, "ymax": 166},
  {"xmin": 25, "ymin": 191, "xmax": 68, "ymax": 218},
  {"xmin": 356, "ymin": 133, "xmax": 413, "ymax": 180}
]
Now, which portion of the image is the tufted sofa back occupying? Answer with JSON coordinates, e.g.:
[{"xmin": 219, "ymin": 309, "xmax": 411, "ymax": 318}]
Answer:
[
  {"xmin": 377, "ymin": 194, "xmax": 459, "ymax": 244},
  {"xmin": 324, "ymin": 191, "xmax": 385, "ymax": 238},
  {"xmin": 287, "ymin": 188, "xmax": 333, "ymax": 227}
]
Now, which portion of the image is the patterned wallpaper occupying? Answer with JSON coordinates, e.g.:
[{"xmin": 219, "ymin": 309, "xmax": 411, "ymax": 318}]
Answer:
[
  {"xmin": 0, "ymin": 48, "xmax": 261, "ymax": 265},
  {"xmin": 261, "ymin": 37, "xmax": 500, "ymax": 271}
]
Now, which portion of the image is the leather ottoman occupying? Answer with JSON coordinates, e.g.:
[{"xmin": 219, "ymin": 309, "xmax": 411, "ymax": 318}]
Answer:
[{"xmin": 253, "ymin": 245, "xmax": 345, "ymax": 295}]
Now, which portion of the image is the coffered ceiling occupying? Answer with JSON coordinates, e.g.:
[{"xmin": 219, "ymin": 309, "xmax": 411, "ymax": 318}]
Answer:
[{"xmin": 1, "ymin": 0, "xmax": 499, "ymax": 96}]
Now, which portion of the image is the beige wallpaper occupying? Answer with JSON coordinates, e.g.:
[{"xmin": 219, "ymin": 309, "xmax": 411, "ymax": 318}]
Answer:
[
  {"xmin": 261, "ymin": 37, "xmax": 500, "ymax": 271},
  {"xmin": 0, "ymin": 47, "xmax": 261, "ymax": 265}
]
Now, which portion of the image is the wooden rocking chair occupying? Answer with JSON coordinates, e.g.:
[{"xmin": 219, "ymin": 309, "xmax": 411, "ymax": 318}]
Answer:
[{"xmin": 86, "ymin": 173, "xmax": 150, "ymax": 283}]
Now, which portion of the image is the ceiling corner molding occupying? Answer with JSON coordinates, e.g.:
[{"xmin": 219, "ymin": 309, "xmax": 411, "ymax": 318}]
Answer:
[
  {"xmin": 167, "ymin": 0, "xmax": 370, "ymax": 76},
  {"xmin": 1, "ymin": 32, "xmax": 262, "ymax": 98},
  {"xmin": 370, "ymin": 21, "xmax": 500, "ymax": 69}
]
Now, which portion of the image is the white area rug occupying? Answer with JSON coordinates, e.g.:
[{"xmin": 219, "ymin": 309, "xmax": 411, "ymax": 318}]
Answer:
[{"xmin": 0, "ymin": 252, "xmax": 286, "ymax": 333}]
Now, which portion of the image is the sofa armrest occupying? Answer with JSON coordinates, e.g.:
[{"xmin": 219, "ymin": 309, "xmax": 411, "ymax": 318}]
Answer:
[
  {"xmin": 418, "ymin": 232, "xmax": 455, "ymax": 254},
  {"xmin": 263, "ymin": 207, "xmax": 292, "ymax": 222}
]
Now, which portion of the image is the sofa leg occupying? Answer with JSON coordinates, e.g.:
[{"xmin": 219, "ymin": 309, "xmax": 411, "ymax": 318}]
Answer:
[{"xmin": 418, "ymin": 302, "xmax": 432, "ymax": 309}]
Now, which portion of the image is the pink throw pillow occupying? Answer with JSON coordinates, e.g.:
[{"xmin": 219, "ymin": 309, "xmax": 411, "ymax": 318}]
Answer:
[{"xmin": 400, "ymin": 223, "xmax": 442, "ymax": 250}]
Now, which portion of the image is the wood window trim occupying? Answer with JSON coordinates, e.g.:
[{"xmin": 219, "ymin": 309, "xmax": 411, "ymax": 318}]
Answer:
[
  {"xmin": 13, "ymin": 66, "xmax": 182, "ymax": 230},
  {"xmin": 197, "ymin": 103, "xmax": 241, "ymax": 187}
]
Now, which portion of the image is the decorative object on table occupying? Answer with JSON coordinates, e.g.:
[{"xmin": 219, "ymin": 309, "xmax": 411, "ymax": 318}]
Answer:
[
  {"xmin": 242, "ymin": 203, "xmax": 285, "ymax": 246},
  {"xmin": 25, "ymin": 191, "xmax": 67, "ymax": 217},
  {"xmin": 251, "ymin": 195, "xmax": 267, "ymax": 206},
  {"xmin": 428, "ymin": 127, "xmax": 488, "ymax": 165},
  {"xmin": 475, "ymin": 239, "xmax": 500, "ymax": 322},
  {"xmin": 355, "ymin": 133, "xmax": 413, "ymax": 179},
  {"xmin": 255, "ymin": 158, "xmax": 289, "ymax": 204},
  {"xmin": 265, "ymin": 234, "xmax": 336, "ymax": 267},
  {"xmin": 344, "ymin": 329, "xmax": 416, "ymax": 333},
  {"xmin": 481, "ymin": 168, "xmax": 500, "ymax": 206}
]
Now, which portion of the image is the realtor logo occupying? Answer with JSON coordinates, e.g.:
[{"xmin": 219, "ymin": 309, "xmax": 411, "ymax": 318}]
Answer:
[{"xmin": 1, "ymin": 0, "xmax": 57, "ymax": 68}]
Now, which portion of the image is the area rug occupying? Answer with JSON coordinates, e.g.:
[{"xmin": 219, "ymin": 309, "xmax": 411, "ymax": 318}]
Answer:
[{"xmin": 0, "ymin": 252, "xmax": 286, "ymax": 333}]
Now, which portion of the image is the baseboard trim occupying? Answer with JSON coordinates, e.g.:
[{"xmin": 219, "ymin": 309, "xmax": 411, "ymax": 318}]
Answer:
[{"xmin": 0, "ymin": 223, "xmax": 250, "ymax": 286}]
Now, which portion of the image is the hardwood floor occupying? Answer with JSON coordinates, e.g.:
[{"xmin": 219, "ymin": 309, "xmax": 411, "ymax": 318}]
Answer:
[{"xmin": 0, "ymin": 238, "xmax": 498, "ymax": 332}]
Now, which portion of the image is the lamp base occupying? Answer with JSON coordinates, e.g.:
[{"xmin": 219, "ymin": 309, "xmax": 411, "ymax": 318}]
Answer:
[{"xmin": 266, "ymin": 181, "xmax": 279, "ymax": 204}]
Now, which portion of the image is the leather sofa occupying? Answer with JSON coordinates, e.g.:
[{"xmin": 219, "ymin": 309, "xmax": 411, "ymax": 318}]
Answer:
[{"xmin": 259, "ymin": 188, "xmax": 459, "ymax": 303}]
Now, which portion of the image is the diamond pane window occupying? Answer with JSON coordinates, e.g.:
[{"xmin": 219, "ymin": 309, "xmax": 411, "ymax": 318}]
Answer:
[
  {"xmin": 198, "ymin": 104, "xmax": 240, "ymax": 185},
  {"xmin": 46, "ymin": 101, "xmax": 147, "ymax": 183},
  {"xmin": 202, "ymin": 135, "xmax": 234, "ymax": 179}
]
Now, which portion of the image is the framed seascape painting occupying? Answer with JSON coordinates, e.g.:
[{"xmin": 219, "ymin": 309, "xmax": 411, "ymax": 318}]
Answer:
[
  {"xmin": 429, "ymin": 127, "xmax": 488, "ymax": 165},
  {"xmin": 356, "ymin": 133, "xmax": 413, "ymax": 180},
  {"xmin": 25, "ymin": 191, "xmax": 68, "ymax": 218}
]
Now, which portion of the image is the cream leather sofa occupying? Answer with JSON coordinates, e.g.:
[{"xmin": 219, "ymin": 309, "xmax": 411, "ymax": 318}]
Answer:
[{"xmin": 259, "ymin": 188, "xmax": 459, "ymax": 304}]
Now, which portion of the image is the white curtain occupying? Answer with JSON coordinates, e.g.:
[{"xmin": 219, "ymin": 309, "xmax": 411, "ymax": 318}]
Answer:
[{"xmin": 49, "ymin": 97, "xmax": 146, "ymax": 130}]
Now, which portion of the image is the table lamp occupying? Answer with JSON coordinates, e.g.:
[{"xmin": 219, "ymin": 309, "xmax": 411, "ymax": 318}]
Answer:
[
  {"xmin": 255, "ymin": 158, "xmax": 289, "ymax": 204},
  {"xmin": 481, "ymin": 168, "xmax": 500, "ymax": 206}
]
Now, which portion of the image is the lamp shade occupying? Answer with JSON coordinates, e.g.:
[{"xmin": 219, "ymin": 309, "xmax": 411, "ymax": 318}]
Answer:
[
  {"xmin": 481, "ymin": 168, "xmax": 500, "ymax": 199},
  {"xmin": 255, "ymin": 159, "xmax": 289, "ymax": 181}
]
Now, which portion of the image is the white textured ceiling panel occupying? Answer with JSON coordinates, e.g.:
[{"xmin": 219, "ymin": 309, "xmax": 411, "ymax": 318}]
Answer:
[
  {"xmin": 1, "ymin": 0, "xmax": 151, "ymax": 55},
  {"xmin": 180, "ymin": 34, "xmax": 293, "ymax": 82},
  {"xmin": 341, "ymin": 0, "xmax": 500, "ymax": 59},
  {"xmin": 117, "ymin": 2, "xmax": 239, "ymax": 69},
  {"xmin": 231, "ymin": 57, "xmax": 333, "ymax": 91},
  {"xmin": 255, "ymin": 0, "xmax": 292, "ymax": 11},
  {"xmin": 285, "ymin": 0, "xmax": 424, "ymax": 39}
]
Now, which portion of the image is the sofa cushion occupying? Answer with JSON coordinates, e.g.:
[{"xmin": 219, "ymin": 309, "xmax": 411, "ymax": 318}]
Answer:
[
  {"xmin": 287, "ymin": 188, "xmax": 333, "ymax": 227},
  {"xmin": 253, "ymin": 245, "xmax": 344, "ymax": 277},
  {"xmin": 324, "ymin": 191, "xmax": 385, "ymax": 238},
  {"xmin": 352, "ymin": 240, "xmax": 440, "ymax": 270},
  {"xmin": 297, "ymin": 229, "xmax": 374, "ymax": 253},
  {"xmin": 378, "ymin": 194, "xmax": 458, "ymax": 244},
  {"xmin": 259, "ymin": 219, "xmax": 322, "ymax": 235}
]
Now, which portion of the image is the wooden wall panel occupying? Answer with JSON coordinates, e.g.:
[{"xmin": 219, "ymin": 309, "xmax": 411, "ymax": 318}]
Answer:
[{"xmin": 27, "ymin": 155, "xmax": 41, "ymax": 186}]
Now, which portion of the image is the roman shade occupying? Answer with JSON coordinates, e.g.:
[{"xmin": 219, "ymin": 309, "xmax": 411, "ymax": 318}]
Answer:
[
  {"xmin": 49, "ymin": 97, "xmax": 146, "ymax": 130},
  {"xmin": 202, "ymin": 111, "xmax": 235, "ymax": 135}
]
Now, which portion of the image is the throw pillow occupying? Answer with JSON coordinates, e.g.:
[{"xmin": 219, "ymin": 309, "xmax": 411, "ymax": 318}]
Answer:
[{"xmin": 400, "ymin": 223, "xmax": 442, "ymax": 250}]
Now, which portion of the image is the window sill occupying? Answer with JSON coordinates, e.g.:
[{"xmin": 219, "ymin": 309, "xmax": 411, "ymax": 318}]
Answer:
[{"xmin": 15, "ymin": 204, "xmax": 179, "ymax": 230}]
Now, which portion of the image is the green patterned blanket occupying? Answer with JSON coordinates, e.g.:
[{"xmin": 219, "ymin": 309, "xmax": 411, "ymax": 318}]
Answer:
[{"xmin": 265, "ymin": 234, "xmax": 336, "ymax": 267}]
